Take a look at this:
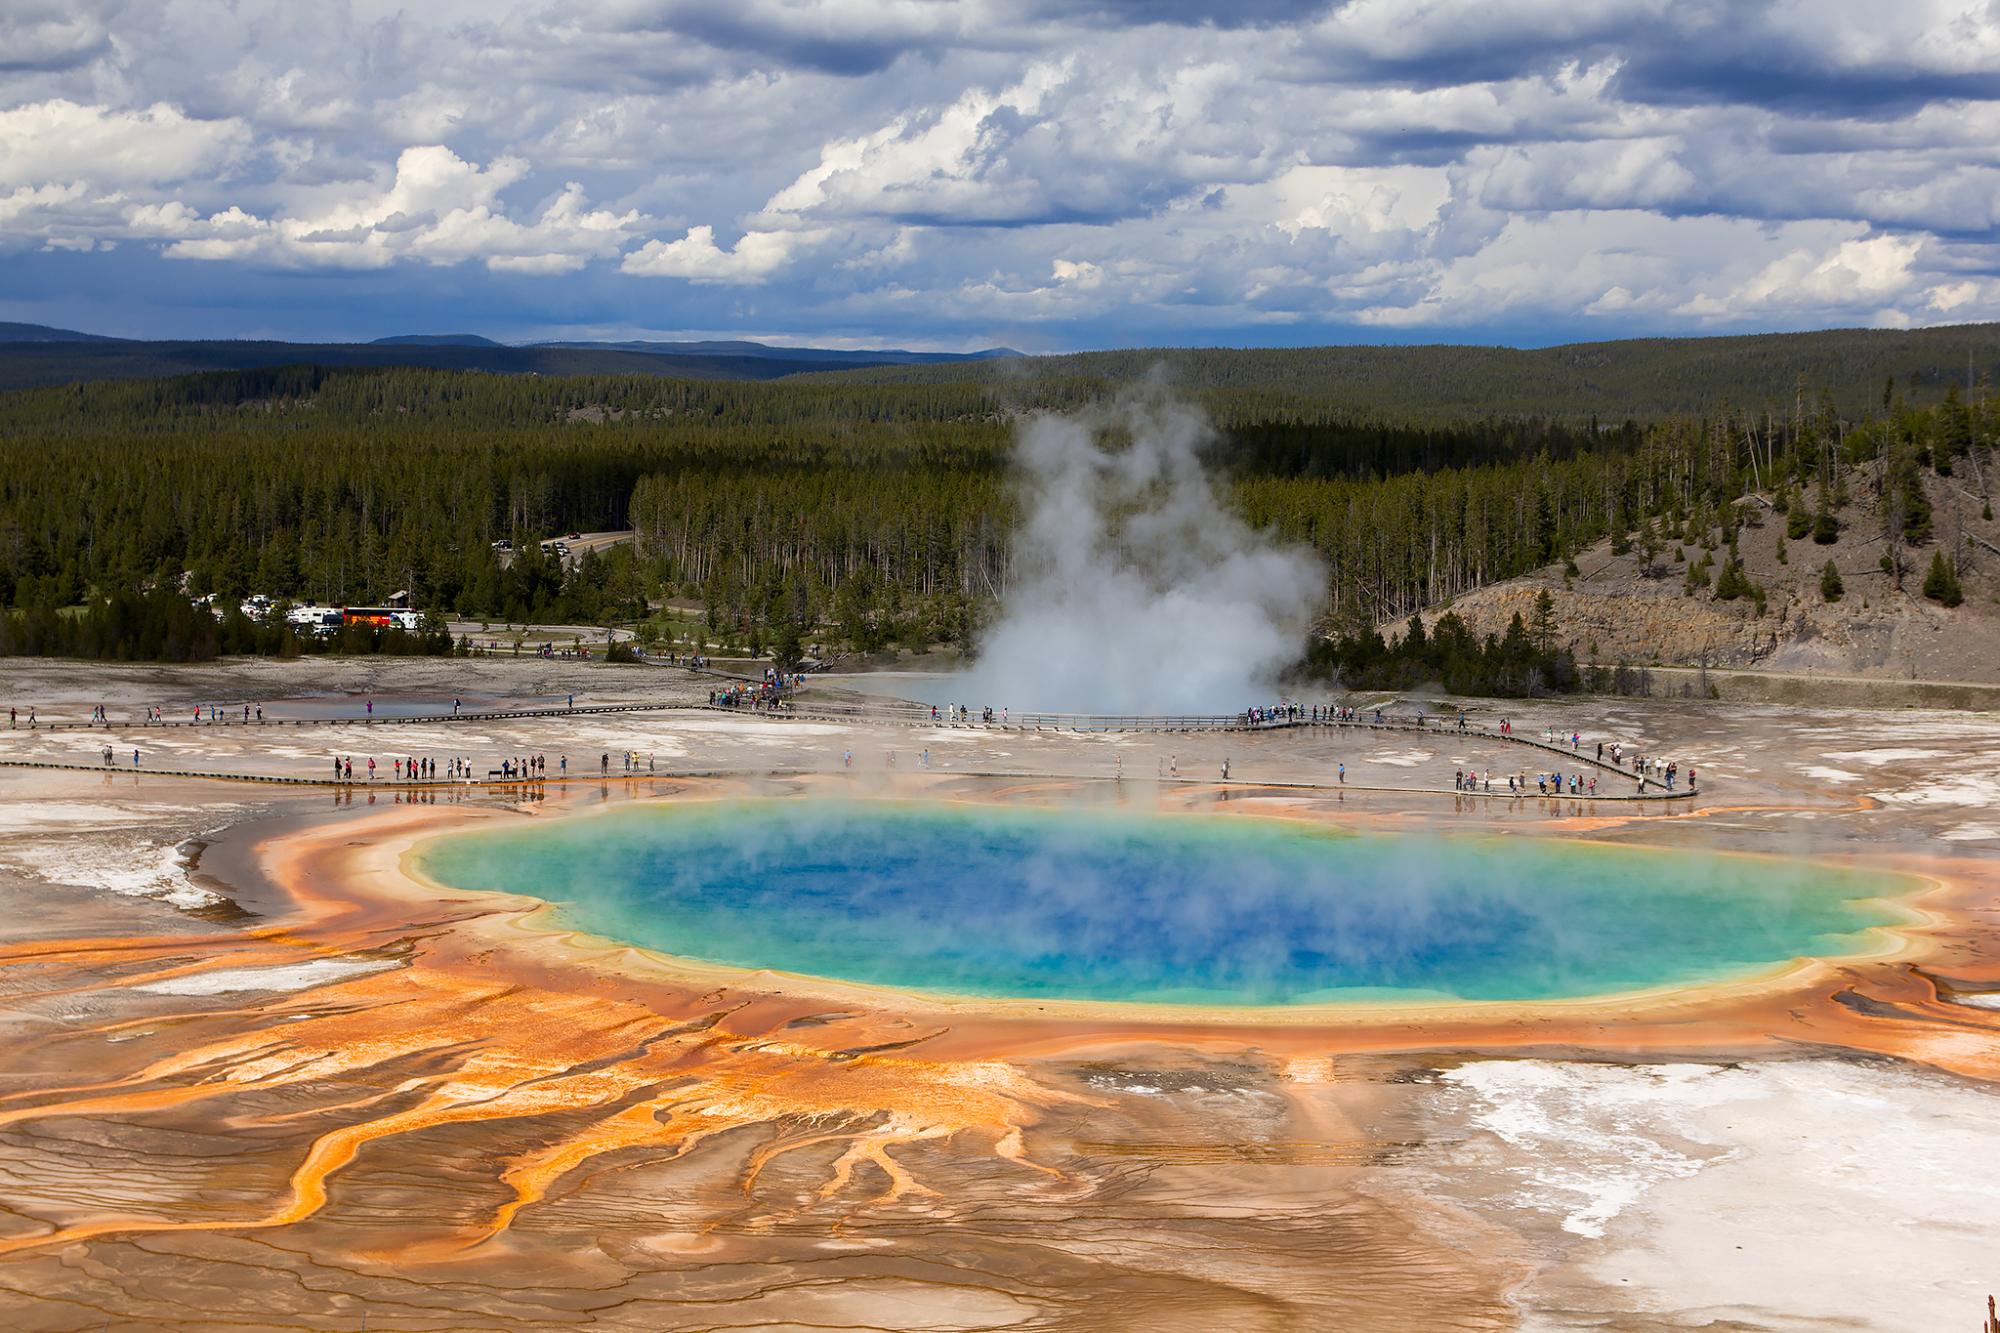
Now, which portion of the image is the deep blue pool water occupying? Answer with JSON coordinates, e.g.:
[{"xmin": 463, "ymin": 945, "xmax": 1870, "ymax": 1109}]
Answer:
[{"xmin": 414, "ymin": 800, "xmax": 1909, "ymax": 1006}]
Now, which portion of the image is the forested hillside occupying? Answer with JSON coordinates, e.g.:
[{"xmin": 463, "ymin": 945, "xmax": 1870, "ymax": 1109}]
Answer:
[
  {"xmin": 0, "ymin": 359, "xmax": 1991, "ymax": 679},
  {"xmin": 0, "ymin": 337, "xmax": 894, "ymax": 392},
  {"xmin": 811, "ymin": 324, "xmax": 2000, "ymax": 421},
  {"xmin": 8, "ymin": 321, "xmax": 1995, "ymax": 421}
]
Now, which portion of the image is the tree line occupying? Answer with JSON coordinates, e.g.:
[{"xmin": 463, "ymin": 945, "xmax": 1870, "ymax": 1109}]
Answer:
[{"xmin": 0, "ymin": 363, "xmax": 1990, "ymax": 676}]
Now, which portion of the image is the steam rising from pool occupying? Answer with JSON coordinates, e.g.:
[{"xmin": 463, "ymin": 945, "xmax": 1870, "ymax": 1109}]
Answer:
[
  {"xmin": 959, "ymin": 393, "xmax": 1324, "ymax": 714},
  {"xmin": 417, "ymin": 802, "xmax": 1908, "ymax": 1008}
]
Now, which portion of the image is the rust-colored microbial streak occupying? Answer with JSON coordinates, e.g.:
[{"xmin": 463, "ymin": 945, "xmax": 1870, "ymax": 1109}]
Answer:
[
  {"xmin": 0, "ymin": 789, "xmax": 1996, "ymax": 1329},
  {"xmin": 0, "ymin": 936, "xmax": 1078, "ymax": 1259}
]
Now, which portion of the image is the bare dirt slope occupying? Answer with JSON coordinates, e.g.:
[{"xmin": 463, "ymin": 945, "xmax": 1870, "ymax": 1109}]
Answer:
[{"xmin": 1415, "ymin": 469, "xmax": 2000, "ymax": 683}]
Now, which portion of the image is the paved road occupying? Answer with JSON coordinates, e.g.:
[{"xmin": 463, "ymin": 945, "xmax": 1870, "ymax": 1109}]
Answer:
[
  {"xmin": 444, "ymin": 620, "xmax": 637, "ymax": 647},
  {"xmin": 562, "ymin": 529, "xmax": 634, "ymax": 560},
  {"xmin": 491, "ymin": 529, "xmax": 633, "ymax": 572}
]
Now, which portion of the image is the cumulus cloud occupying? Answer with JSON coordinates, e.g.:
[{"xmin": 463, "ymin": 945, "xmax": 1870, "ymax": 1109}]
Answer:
[
  {"xmin": 4, "ymin": 0, "xmax": 2000, "ymax": 336},
  {"xmin": 0, "ymin": 100, "xmax": 250, "ymax": 188},
  {"xmin": 1470, "ymin": 138, "xmax": 1697, "ymax": 213},
  {"xmin": 1678, "ymin": 233, "xmax": 1924, "ymax": 321},
  {"xmin": 756, "ymin": 58, "xmax": 1277, "ymax": 228},
  {"xmin": 622, "ymin": 224, "xmax": 821, "ymax": 282},
  {"xmin": 148, "ymin": 146, "xmax": 643, "ymax": 272}
]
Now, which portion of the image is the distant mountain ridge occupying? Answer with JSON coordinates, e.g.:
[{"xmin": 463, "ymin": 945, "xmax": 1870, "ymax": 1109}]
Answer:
[
  {"xmin": 533, "ymin": 339, "xmax": 1020, "ymax": 365},
  {"xmin": 0, "ymin": 322, "xmax": 123, "ymax": 343},
  {"xmin": 0, "ymin": 324, "xmax": 1017, "ymax": 391},
  {"xmin": 800, "ymin": 324, "xmax": 2000, "ymax": 419},
  {"xmin": 370, "ymin": 333, "xmax": 504, "ymax": 347},
  {"xmin": 1, "ymin": 320, "xmax": 1995, "ymax": 418}
]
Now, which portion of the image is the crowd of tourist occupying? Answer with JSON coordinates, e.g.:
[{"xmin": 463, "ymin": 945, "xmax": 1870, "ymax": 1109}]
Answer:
[
  {"xmin": 17, "ymin": 667, "xmax": 1701, "ymax": 802},
  {"xmin": 709, "ymin": 682, "xmax": 789, "ymax": 709}
]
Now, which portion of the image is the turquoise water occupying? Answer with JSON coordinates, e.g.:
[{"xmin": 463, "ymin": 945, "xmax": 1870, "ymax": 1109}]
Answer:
[{"xmin": 415, "ymin": 800, "xmax": 1909, "ymax": 1007}]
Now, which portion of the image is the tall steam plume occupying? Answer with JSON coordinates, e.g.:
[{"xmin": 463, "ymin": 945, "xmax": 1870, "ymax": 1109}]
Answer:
[{"xmin": 961, "ymin": 392, "xmax": 1326, "ymax": 714}]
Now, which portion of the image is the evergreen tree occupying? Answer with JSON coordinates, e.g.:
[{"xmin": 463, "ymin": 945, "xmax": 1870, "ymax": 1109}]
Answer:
[
  {"xmin": 1713, "ymin": 560, "xmax": 1753, "ymax": 601},
  {"xmin": 1922, "ymin": 551, "xmax": 1962, "ymax": 606},
  {"xmin": 1529, "ymin": 587, "xmax": 1557, "ymax": 654},
  {"xmin": 770, "ymin": 616, "xmax": 805, "ymax": 672},
  {"xmin": 1901, "ymin": 469, "xmax": 1933, "ymax": 544},
  {"xmin": 1786, "ymin": 497, "xmax": 1813, "ymax": 540}
]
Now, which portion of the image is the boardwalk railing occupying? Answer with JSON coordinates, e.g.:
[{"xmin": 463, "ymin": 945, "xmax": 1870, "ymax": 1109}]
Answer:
[
  {"xmin": 0, "ymin": 756, "xmax": 1691, "ymax": 802},
  {"xmin": 5, "ymin": 696, "xmax": 1693, "ymax": 797},
  {"xmin": 751, "ymin": 701, "xmax": 1689, "ymax": 795},
  {"xmin": 995, "ymin": 711, "xmax": 1262, "ymax": 733}
]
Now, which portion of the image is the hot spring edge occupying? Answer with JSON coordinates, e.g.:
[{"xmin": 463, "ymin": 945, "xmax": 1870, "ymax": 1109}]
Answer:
[{"xmin": 410, "ymin": 799, "xmax": 1917, "ymax": 1009}]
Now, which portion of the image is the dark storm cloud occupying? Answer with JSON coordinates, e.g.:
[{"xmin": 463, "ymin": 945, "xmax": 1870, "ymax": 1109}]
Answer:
[
  {"xmin": 0, "ymin": 5, "xmax": 112, "ymax": 73},
  {"xmin": 1021, "ymin": 0, "xmax": 1336, "ymax": 30},
  {"xmin": 1294, "ymin": 1, "xmax": 2000, "ymax": 115},
  {"xmin": 590, "ymin": 1, "xmax": 974, "ymax": 77},
  {"xmin": 1613, "ymin": 54, "xmax": 2000, "ymax": 117}
]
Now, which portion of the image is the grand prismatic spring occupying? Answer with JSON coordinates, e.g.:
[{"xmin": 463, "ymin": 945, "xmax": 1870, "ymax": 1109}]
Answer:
[{"xmin": 415, "ymin": 800, "xmax": 1911, "ymax": 1008}]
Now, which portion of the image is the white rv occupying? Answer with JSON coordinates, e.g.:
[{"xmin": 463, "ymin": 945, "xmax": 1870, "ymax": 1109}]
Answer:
[{"xmin": 285, "ymin": 605, "xmax": 342, "ymax": 634}]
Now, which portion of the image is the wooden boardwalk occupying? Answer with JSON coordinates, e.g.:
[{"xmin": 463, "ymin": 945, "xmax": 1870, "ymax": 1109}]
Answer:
[{"xmin": 2, "ymin": 695, "xmax": 1695, "ymax": 802}]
